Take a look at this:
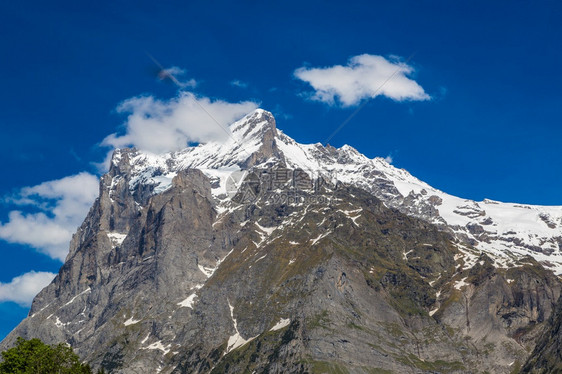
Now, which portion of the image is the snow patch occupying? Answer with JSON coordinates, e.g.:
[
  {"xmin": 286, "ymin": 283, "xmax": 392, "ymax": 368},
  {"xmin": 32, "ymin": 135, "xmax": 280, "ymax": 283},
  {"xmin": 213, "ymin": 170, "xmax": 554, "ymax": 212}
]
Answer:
[
  {"xmin": 54, "ymin": 316, "xmax": 69, "ymax": 328},
  {"xmin": 145, "ymin": 341, "xmax": 171, "ymax": 355},
  {"xmin": 30, "ymin": 302, "xmax": 52, "ymax": 318},
  {"xmin": 124, "ymin": 317, "xmax": 140, "ymax": 326},
  {"xmin": 454, "ymin": 277, "xmax": 469, "ymax": 290},
  {"xmin": 177, "ymin": 294, "xmax": 197, "ymax": 309},
  {"xmin": 198, "ymin": 264, "xmax": 215, "ymax": 278},
  {"xmin": 270, "ymin": 318, "xmax": 290, "ymax": 331},
  {"xmin": 198, "ymin": 249, "xmax": 235, "ymax": 278},
  {"xmin": 310, "ymin": 232, "xmax": 330, "ymax": 246},
  {"xmin": 225, "ymin": 300, "xmax": 258, "ymax": 354},
  {"xmin": 64, "ymin": 288, "xmax": 91, "ymax": 307},
  {"xmin": 255, "ymin": 222, "xmax": 276, "ymax": 236},
  {"xmin": 403, "ymin": 250, "xmax": 413, "ymax": 261},
  {"xmin": 107, "ymin": 232, "xmax": 127, "ymax": 248}
]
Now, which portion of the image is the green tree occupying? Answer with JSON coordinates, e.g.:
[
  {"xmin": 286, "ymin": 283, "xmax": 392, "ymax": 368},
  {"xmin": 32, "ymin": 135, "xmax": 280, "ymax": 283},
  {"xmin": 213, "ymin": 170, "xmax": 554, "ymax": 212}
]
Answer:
[{"xmin": 0, "ymin": 337, "xmax": 94, "ymax": 374}]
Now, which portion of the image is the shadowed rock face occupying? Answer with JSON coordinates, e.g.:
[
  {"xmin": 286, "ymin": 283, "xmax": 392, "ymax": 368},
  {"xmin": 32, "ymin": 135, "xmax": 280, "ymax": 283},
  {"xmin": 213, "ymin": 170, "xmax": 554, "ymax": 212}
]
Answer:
[
  {"xmin": 521, "ymin": 294, "xmax": 562, "ymax": 373},
  {"xmin": 2, "ymin": 111, "xmax": 562, "ymax": 373}
]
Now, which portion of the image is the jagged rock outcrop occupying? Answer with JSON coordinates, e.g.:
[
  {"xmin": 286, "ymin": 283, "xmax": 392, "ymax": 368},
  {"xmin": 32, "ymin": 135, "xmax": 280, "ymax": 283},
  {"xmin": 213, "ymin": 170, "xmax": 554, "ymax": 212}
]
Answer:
[{"xmin": 2, "ymin": 109, "xmax": 562, "ymax": 373}]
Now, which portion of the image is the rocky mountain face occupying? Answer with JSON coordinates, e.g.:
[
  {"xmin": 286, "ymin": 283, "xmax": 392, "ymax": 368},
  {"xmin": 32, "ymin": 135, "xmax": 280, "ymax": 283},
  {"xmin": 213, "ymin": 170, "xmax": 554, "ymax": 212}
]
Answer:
[
  {"xmin": 521, "ymin": 295, "xmax": 562, "ymax": 373},
  {"xmin": 2, "ymin": 110, "xmax": 562, "ymax": 373}
]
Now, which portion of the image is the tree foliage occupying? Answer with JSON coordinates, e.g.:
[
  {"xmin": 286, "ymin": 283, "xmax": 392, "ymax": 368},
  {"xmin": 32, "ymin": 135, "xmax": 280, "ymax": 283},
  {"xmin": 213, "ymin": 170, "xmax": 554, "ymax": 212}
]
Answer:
[{"xmin": 0, "ymin": 337, "xmax": 95, "ymax": 374}]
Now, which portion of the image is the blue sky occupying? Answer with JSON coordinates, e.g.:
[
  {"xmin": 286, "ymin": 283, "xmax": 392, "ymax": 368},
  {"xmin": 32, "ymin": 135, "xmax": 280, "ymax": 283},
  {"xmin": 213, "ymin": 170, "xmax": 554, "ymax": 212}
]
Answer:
[{"xmin": 0, "ymin": 0, "xmax": 561, "ymax": 340}]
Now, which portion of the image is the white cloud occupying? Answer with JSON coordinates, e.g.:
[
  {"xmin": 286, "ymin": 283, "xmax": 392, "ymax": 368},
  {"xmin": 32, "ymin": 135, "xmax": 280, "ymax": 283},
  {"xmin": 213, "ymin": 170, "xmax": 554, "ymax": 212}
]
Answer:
[
  {"xmin": 294, "ymin": 54, "xmax": 430, "ymax": 107},
  {"xmin": 92, "ymin": 150, "xmax": 114, "ymax": 174},
  {"xmin": 102, "ymin": 92, "xmax": 259, "ymax": 154},
  {"xmin": 0, "ymin": 172, "xmax": 99, "ymax": 261},
  {"xmin": 230, "ymin": 79, "xmax": 248, "ymax": 88},
  {"xmin": 0, "ymin": 271, "xmax": 56, "ymax": 307},
  {"xmin": 384, "ymin": 155, "xmax": 394, "ymax": 164}
]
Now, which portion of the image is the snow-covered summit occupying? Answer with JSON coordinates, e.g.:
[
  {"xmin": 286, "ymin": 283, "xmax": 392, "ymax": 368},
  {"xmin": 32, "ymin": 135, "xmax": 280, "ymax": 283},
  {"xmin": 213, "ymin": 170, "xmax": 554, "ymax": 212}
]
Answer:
[{"xmin": 107, "ymin": 109, "xmax": 562, "ymax": 274}]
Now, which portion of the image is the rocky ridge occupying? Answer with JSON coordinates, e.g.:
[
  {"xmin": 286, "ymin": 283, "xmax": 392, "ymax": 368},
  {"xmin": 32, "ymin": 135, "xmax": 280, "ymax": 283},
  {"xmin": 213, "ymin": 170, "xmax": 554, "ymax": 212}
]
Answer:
[{"xmin": 110, "ymin": 109, "xmax": 562, "ymax": 275}]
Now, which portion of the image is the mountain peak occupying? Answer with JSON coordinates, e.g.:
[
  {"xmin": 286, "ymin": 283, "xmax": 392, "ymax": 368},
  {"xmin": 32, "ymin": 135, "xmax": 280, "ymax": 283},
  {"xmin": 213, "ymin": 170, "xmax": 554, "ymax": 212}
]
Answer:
[
  {"xmin": 230, "ymin": 109, "xmax": 280, "ymax": 168},
  {"xmin": 231, "ymin": 109, "xmax": 276, "ymax": 142}
]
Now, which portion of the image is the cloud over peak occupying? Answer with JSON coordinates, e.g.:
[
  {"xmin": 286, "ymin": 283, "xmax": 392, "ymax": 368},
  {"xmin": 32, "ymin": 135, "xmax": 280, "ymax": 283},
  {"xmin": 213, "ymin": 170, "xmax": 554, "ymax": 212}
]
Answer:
[
  {"xmin": 294, "ymin": 54, "xmax": 430, "ymax": 107},
  {"xmin": 102, "ymin": 92, "xmax": 259, "ymax": 154}
]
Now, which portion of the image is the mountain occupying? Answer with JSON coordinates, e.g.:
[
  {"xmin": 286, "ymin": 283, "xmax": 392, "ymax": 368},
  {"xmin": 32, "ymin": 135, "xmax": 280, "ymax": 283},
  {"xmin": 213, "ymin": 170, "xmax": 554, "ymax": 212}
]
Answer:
[
  {"xmin": 2, "ymin": 109, "xmax": 562, "ymax": 373},
  {"xmin": 105, "ymin": 109, "xmax": 562, "ymax": 276}
]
